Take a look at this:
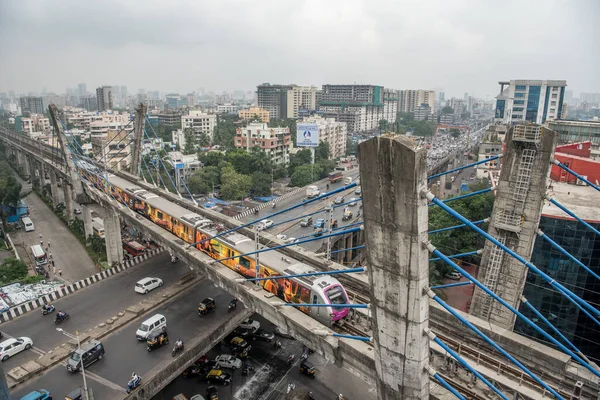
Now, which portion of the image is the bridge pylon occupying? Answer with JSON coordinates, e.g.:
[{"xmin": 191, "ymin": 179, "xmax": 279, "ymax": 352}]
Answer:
[{"xmin": 130, "ymin": 103, "xmax": 147, "ymax": 177}]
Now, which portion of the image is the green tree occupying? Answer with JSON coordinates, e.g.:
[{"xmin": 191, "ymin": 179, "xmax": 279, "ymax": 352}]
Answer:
[
  {"xmin": 316, "ymin": 159, "xmax": 336, "ymax": 179},
  {"xmin": 252, "ymin": 172, "xmax": 272, "ymax": 196},
  {"xmin": 397, "ymin": 112, "xmax": 414, "ymax": 124},
  {"xmin": 198, "ymin": 133, "xmax": 210, "ymax": 148},
  {"xmin": 220, "ymin": 168, "xmax": 252, "ymax": 200},
  {"xmin": 226, "ymin": 149, "xmax": 254, "ymax": 175},
  {"xmin": 379, "ymin": 119, "xmax": 389, "ymax": 133},
  {"xmin": 288, "ymin": 149, "xmax": 312, "ymax": 176},
  {"xmin": 345, "ymin": 138, "xmax": 357, "ymax": 156},
  {"xmin": 212, "ymin": 115, "xmax": 238, "ymax": 149},
  {"xmin": 316, "ymin": 141, "xmax": 330, "ymax": 161},
  {"xmin": 188, "ymin": 166, "xmax": 220, "ymax": 195},
  {"xmin": 449, "ymin": 128, "xmax": 461, "ymax": 138},
  {"xmin": 442, "ymin": 106, "xmax": 454, "ymax": 114},
  {"xmin": 291, "ymin": 164, "xmax": 323, "ymax": 187},
  {"xmin": 199, "ymin": 151, "xmax": 225, "ymax": 167},
  {"xmin": 250, "ymin": 147, "xmax": 273, "ymax": 175},
  {"xmin": 0, "ymin": 258, "xmax": 28, "ymax": 284},
  {"xmin": 183, "ymin": 128, "xmax": 196, "ymax": 155}
]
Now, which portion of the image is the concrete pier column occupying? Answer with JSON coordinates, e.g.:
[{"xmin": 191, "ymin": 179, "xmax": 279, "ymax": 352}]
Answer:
[
  {"xmin": 39, "ymin": 161, "xmax": 46, "ymax": 186},
  {"xmin": 439, "ymin": 174, "xmax": 447, "ymax": 199},
  {"xmin": 23, "ymin": 154, "xmax": 31, "ymax": 177},
  {"xmin": 49, "ymin": 171, "xmax": 60, "ymax": 207},
  {"xmin": 63, "ymin": 182, "xmax": 74, "ymax": 221},
  {"xmin": 28, "ymin": 157, "xmax": 35, "ymax": 180},
  {"xmin": 345, "ymin": 232, "xmax": 353, "ymax": 262},
  {"xmin": 103, "ymin": 209, "xmax": 123, "ymax": 265},
  {"xmin": 82, "ymin": 205, "xmax": 93, "ymax": 239},
  {"xmin": 359, "ymin": 134, "xmax": 430, "ymax": 400}
]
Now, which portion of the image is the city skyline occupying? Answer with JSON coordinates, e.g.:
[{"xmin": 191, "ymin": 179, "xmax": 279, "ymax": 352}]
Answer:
[{"xmin": 1, "ymin": 0, "xmax": 598, "ymax": 98}]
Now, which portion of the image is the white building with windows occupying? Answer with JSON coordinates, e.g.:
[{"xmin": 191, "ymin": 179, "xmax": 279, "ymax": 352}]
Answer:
[
  {"xmin": 167, "ymin": 151, "xmax": 203, "ymax": 192},
  {"xmin": 495, "ymin": 80, "xmax": 567, "ymax": 124},
  {"xmin": 181, "ymin": 110, "xmax": 217, "ymax": 142},
  {"xmin": 234, "ymin": 122, "xmax": 292, "ymax": 166},
  {"xmin": 299, "ymin": 116, "xmax": 347, "ymax": 159}
]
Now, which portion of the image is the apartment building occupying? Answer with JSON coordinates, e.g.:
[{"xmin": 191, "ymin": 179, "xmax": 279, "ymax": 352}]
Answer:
[
  {"xmin": 256, "ymin": 83, "xmax": 318, "ymax": 119},
  {"xmin": 96, "ymin": 86, "xmax": 113, "ymax": 111},
  {"xmin": 234, "ymin": 122, "xmax": 291, "ymax": 166},
  {"xmin": 91, "ymin": 129, "xmax": 131, "ymax": 170},
  {"xmin": 89, "ymin": 113, "xmax": 134, "ymax": 138},
  {"xmin": 167, "ymin": 151, "xmax": 203, "ymax": 192},
  {"xmin": 475, "ymin": 124, "xmax": 506, "ymax": 179},
  {"xmin": 299, "ymin": 116, "xmax": 347, "ymax": 159},
  {"xmin": 19, "ymin": 114, "xmax": 51, "ymax": 136},
  {"xmin": 238, "ymin": 107, "xmax": 270, "ymax": 123},
  {"xmin": 495, "ymin": 80, "xmax": 567, "ymax": 124},
  {"xmin": 19, "ymin": 96, "xmax": 45, "ymax": 115},
  {"xmin": 181, "ymin": 110, "xmax": 217, "ymax": 142},
  {"xmin": 398, "ymin": 89, "xmax": 436, "ymax": 114}
]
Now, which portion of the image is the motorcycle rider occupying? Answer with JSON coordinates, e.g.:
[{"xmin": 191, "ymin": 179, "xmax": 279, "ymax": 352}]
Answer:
[
  {"xmin": 56, "ymin": 310, "xmax": 67, "ymax": 320},
  {"xmin": 229, "ymin": 297, "xmax": 237, "ymax": 309},
  {"xmin": 175, "ymin": 339, "xmax": 183, "ymax": 350},
  {"xmin": 326, "ymin": 184, "xmax": 329, "ymax": 190},
  {"xmin": 272, "ymin": 203, "xmax": 276, "ymax": 209},
  {"xmin": 129, "ymin": 372, "xmax": 140, "ymax": 387},
  {"xmin": 42, "ymin": 304, "xmax": 53, "ymax": 312}
]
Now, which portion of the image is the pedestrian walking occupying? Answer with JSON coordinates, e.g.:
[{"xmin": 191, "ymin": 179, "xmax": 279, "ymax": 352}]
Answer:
[
  {"xmin": 58, "ymin": 269, "xmax": 62, "ymax": 277},
  {"xmin": 39, "ymin": 233, "xmax": 42, "ymax": 240},
  {"xmin": 40, "ymin": 240, "xmax": 43, "ymax": 246},
  {"xmin": 49, "ymin": 252, "xmax": 53, "ymax": 260},
  {"xmin": 51, "ymin": 260, "xmax": 55, "ymax": 267},
  {"xmin": 47, "ymin": 240, "xmax": 50, "ymax": 248}
]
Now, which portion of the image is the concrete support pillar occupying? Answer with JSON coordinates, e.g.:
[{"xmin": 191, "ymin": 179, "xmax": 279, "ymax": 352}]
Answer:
[
  {"xmin": 23, "ymin": 154, "xmax": 31, "ymax": 177},
  {"xmin": 39, "ymin": 161, "xmax": 46, "ymax": 186},
  {"xmin": 82, "ymin": 205, "xmax": 93, "ymax": 240},
  {"xmin": 28, "ymin": 157, "xmax": 35, "ymax": 180},
  {"xmin": 345, "ymin": 232, "xmax": 353, "ymax": 262},
  {"xmin": 63, "ymin": 183, "xmax": 74, "ymax": 221},
  {"xmin": 49, "ymin": 171, "xmax": 60, "ymax": 207},
  {"xmin": 359, "ymin": 135, "xmax": 430, "ymax": 400},
  {"xmin": 439, "ymin": 174, "xmax": 447, "ymax": 199},
  {"xmin": 103, "ymin": 209, "xmax": 123, "ymax": 266}
]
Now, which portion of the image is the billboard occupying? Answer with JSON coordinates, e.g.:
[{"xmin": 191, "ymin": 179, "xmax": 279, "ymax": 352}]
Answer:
[{"xmin": 296, "ymin": 123, "xmax": 319, "ymax": 148}]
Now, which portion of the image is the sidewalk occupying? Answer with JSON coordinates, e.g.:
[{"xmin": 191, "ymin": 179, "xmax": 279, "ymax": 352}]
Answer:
[{"xmin": 12, "ymin": 192, "xmax": 96, "ymax": 283}]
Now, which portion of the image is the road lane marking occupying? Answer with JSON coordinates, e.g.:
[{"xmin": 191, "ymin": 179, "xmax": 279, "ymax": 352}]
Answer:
[
  {"xmin": 84, "ymin": 370, "xmax": 127, "ymax": 393},
  {"xmin": 1, "ymin": 332, "xmax": 47, "ymax": 356}
]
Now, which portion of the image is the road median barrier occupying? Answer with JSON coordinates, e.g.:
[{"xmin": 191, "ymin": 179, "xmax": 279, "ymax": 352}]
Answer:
[{"xmin": 7, "ymin": 273, "xmax": 201, "ymax": 389}]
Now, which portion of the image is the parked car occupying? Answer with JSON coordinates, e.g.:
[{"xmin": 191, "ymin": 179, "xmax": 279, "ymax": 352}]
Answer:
[
  {"xmin": 205, "ymin": 369, "xmax": 232, "ymax": 385},
  {"xmin": 239, "ymin": 319, "xmax": 260, "ymax": 331},
  {"xmin": 252, "ymin": 329, "xmax": 275, "ymax": 342},
  {"xmin": 135, "ymin": 277, "xmax": 163, "ymax": 294},
  {"xmin": 229, "ymin": 337, "xmax": 252, "ymax": 356},
  {"xmin": 0, "ymin": 337, "xmax": 33, "ymax": 361},
  {"xmin": 205, "ymin": 386, "xmax": 219, "ymax": 400},
  {"xmin": 19, "ymin": 389, "xmax": 52, "ymax": 400},
  {"xmin": 445, "ymin": 272, "xmax": 462, "ymax": 280},
  {"xmin": 313, "ymin": 219, "xmax": 326, "ymax": 230},
  {"xmin": 300, "ymin": 216, "xmax": 313, "ymax": 227},
  {"xmin": 215, "ymin": 354, "xmax": 242, "ymax": 369},
  {"xmin": 233, "ymin": 327, "xmax": 253, "ymax": 338}
]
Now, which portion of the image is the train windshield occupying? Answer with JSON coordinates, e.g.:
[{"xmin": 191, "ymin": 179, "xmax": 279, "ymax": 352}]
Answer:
[{"xmin": 325, "ymin": 285, "xmax": 347, "ymax": 310}]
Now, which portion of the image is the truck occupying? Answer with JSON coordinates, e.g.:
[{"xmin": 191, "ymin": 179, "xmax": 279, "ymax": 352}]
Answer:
[
  {"xmin": 306, "ymin": 185, "xmax": 320, "ymax": 198},
  {"xmin": 328, "ymin": 171, "xmax": 343, "ymax": 183}
]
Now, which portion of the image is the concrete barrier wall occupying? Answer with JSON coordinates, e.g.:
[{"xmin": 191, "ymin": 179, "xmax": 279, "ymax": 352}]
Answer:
[{"xmin": 125, "ymin": 308, "xmax": 253, "ymax": 400}]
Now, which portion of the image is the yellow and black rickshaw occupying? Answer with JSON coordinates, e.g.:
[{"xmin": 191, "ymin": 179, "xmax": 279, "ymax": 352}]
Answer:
[
  {"xmin": 299, "ymin": 360, "xmax": 316, "ymax": 378},
  {"xmin": 147, "ymin": 329, "xmax": 169, "ymax": 352},
  {"xmin": 198, "ymin": 297, "xmax": 216, "ymax": 316}
]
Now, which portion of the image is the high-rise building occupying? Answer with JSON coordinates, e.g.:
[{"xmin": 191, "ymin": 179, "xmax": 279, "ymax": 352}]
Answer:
[
  {"xmin": 96, "ymin": 86, "xmax": 113, "ymax": 111},
  {"xmin": 256, "ymin": 84, "xmax": 317, "ymax": 119},
  {"xmin": 398, "ymin": 89, "xmax": 436, "ymax": 114},
  {"xmin": 580, "ymin": 93, "xmax": 600, "ymax": 105},
  {"xmin": 181, "ymin": 110, "xmax": 217, "ymax": 142},
  {"xmin": 495, "ymin": 80, "xmax": 566, "ymax": 124},
  {"xmin": 238, "ymin": 107, "xmax": 270, "ymax": 123},
  {"xmin": 78, "ymin": 83, "xmax": 87, "ymax": 97},
  {"xmin": 234, "ymin": 122, "xmax": 291, "ymax": 166},
  {"xmin": 81, "ymin": 96, "xmax": 97, "ymax": 112},
  {"xmin": 19, "ymin": 96, "xmax": 45, "ymax": 115}
]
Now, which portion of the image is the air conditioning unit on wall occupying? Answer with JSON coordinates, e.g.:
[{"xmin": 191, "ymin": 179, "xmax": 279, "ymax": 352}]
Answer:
[{"xmin": 576, "ymin": 176, "xmax": 588, "ymax": 186}]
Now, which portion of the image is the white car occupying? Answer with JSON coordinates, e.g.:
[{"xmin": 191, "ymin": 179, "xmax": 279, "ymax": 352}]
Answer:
[
  {"xmin": 349, "ymin": 198, "xmax": 358, "ymax": 206},
  {"xmin": 215, "ymin": 354, "xmax": 242, "ymax": 369},
  {"xmin": 135, "ymin": 277, "xmax": 163, "ymax": 294},
  {"xmin": 257, "ymin": 219, "xmax": 274, "ymax": 230},
  {"xmin": 276, "ymin": 234, "xmax": 287, "ymax": 241},
  {"xmin": 239, "ymin": 319, "xmax": 260, "ymax": 332},
  {"xmin": 0, "ymin": 337, "xmax": 33, "ymax": 361},
  {"xmin": 284, "ymin": 237, "xmax": 298, "ymax": 244}
]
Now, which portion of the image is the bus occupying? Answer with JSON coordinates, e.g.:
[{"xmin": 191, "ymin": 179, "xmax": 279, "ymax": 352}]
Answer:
[
  {"xmin": 30, "ymin": 245, "xmax": 47, "ymax": 266},
  {"xmin": 92, "ymin": 217, "xmax": 105, "ymax": 238},
  {"xmin": 123, "ymin": 240, "xmax": 147, "ymax": 257}
]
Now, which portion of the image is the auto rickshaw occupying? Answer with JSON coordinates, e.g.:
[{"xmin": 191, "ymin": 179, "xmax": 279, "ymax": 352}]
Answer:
[
  {"xmin": 342, "ymin": 209, "xmax": 353, "ymax": 221},
  {"xmin": 198, "ymin": 297, "xmax": 216, "ymax": 316},
  {"xmin": 299, "ymin": 360, "xmax": 316, "ymax": 378},
  {"xmin": 146, "ymin": 330, "xmax": 169, "ymax": 352}
]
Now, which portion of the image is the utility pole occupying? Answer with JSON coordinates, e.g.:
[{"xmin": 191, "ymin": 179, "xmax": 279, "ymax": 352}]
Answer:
[
  {"xmin": 131, "ymin": 103, "xmax": 147, "ymax": 177},
  {"xmin": 326, "ymin": 202, "xmax": 334, "ymax": 261},
  {"xmin": 254, "ymin": 224, "xmax": 261, "ymax": 288}
]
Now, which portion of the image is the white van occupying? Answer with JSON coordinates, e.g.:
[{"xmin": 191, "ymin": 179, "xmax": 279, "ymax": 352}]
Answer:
[
  {"xmin": 30, "ymin": 245, "xmax": 47, "ymax": 266},
  {"xmin": 343, "ymin": 177, "xmax": 353, "ymax": 185},
  {"xmin": 21, "ymin": 216, "xmax": 35, "ymax": 232},
  {"xmin": 135, "ymin": 314, "xmax": 167, "ymax": 340}
]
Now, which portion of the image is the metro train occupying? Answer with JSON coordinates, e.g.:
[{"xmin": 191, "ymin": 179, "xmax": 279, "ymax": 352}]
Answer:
[{"xmin": 80, "ymin": 168, "xmax": 350, "ymax": 325}]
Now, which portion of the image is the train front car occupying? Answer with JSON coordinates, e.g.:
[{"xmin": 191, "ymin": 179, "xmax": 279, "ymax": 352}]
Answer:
[{"xmin": 318, "ymin": 276, "xmax": 350, "ymax": 323}]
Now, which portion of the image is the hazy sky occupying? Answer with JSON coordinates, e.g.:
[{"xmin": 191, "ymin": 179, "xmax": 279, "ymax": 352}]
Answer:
[{"xmin": 1, "ymin": 0, "xmax": 598, "ymax": 99}]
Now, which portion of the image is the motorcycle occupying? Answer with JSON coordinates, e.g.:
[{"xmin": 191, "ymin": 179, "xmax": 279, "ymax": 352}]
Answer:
[
  {"xmin": 42, "ymin": 305, "xmax": 55, "ymax": 315},
  {"xmin": 254, "ymin": 209, "xmax": 259, "ymax": 215},
  {"xmin": 242, "ymin": 362, "xmax": 254, "ymax": 376},
  {"xmin": 172, "ymin": 341, "xmax": 184, "ymax": 357},
  {"xmin": 54, "ymin": 312, "xmax": 70, "ymax": 324},
  {"xmin": 307, "ymin": 392, "xmax": 315, "ymax": 400},
  {"xmin": 171, "ymin": 256, "xmax": 179, "ymax": 264},
  {"xmin": 286, "ymin": 354, "xmax": 296, "ymax": 366},
  {"xmin": 228, "ymin": 300, "xmax": 237, "ymax": 313},
  {"xmin": 126, "ymin": 375, "xmax": 142, "ymax": 394},
  {"xmin": 272, "ymin": 340, "xmax": 282, "ymax": 349}
]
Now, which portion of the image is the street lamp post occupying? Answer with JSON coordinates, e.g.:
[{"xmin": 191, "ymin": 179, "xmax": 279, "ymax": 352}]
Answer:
[{"xmin": 56, "ymin": 328, "xmax": 89, "ymax": 400}]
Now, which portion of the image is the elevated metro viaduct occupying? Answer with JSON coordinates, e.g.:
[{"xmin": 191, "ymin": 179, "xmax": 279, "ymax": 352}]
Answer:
[{"xmin": 1, "ymin": 126, "xmax": 597, "ymax": 398}]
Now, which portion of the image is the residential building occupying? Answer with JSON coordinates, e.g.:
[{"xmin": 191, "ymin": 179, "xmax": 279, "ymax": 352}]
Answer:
[
  {"xmin": 216, "ymin": 103, "xmax": 239, "ymax": 114},
  {"xmin": 545, "ymin": 120, "xmax": 600, "ymax": 160},
  {"xmin": 516, "ymin": 182, "xmax": 600, "ymax": 362},
  {"xmin": 19, "ymin": 96, "xmax": 45, "ymax": 115},
  {"xmin": 167, "ymin": 151, "xmax": 203, "ymax": 192},
  {"xmin": 475, "ymin": 125, "xmax": 506, "ymax": 179},
  {"xmin": 448, "ymin": 98, "xmax": 466, "ymax": 116},
  {"xmin": 399, "ymin": 89, "xmax": 436, "ymax": 114},
  {"xmin": 96, "ymin": 86, "xmax": 113, "ymax": 111},
  {"xmin": 20, "ymin": 114, "xmax": 51, "ymax": 136},
  {"xmin": 495, "ymin": 80, "xmax": 567, "ymax": 124},
  {"xmin": 234, "ymin": 122, "xmax": 291, "ymax": 166},
  {"xmin": 580, "ymin": 93, "xmax": 600, "ymax": 105},
  {"xmin": 319, "ymin": 84, "xmax": 396, "ymax": 132},
  {"xmin": 89, "ymin": 113, "xmax": 133, "ymax": 138},
  {"xmin": 81, "ymin": 95, "xmax": 97, "ymax": 112},
  {"xmin": 158, "ymin": 111, "xmax": 181, "ymax": 126},
  {"xmin": 91, "ymin": 128, "xmax": 131, "ymax": 170},
  {"xmin": 299, "ymin": 116, "xmax": 347, "ymax": 158},
  {"xmin": 414, "ymin": 104, "xmax": 434, "ymax": 122},
  {"xmin": 181, "ymin": 110, "xmax": 217, "ymax": 142},
  {"xmin": 238, "ymin": 107, "xmax": 270, "ymax": 123},
  {"xmin": 256, "ymin": 83, "xmax": 318, "ymax": 119},
  {"xmin": 77, "ymin": 83, "xmax": 87, "ymax": 97}
]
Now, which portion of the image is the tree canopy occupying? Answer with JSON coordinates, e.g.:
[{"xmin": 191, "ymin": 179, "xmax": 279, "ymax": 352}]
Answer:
[
  {"xmin": 212, "ymin": 114, "xmax": 238, "ymax": 149},
  {"xmin": 441, "ymin": 106, "xmax": 455, "ymax": 114},
  {"xmin": 183, "ymin": 128, "xmax": 196, "ymax": 155}
]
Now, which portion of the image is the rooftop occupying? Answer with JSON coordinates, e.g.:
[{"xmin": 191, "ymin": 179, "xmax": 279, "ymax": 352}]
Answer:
[{"xmin": 542, "ymin": 182, "xmax": 600, "ymax": 223}]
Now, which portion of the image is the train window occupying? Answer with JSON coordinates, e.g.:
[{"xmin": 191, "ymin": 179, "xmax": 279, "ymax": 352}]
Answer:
[
  {"xmin": 312, "ymin": 295, "xmax": 318, "ymax": 304},
  {"xmin": 239, "ymin": 257, "xmax": 251, "ymax": 269},
  {"xmin": 157, "ymin": 211, "xmax": 163, "ymax": 219}
]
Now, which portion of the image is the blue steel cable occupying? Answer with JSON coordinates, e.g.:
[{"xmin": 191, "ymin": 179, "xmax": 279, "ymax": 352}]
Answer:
[
  {"xmin": 332, "ymin": 221, "xmax": 363, "ymax": 232},
  {"xmin": 428, "ymin": 369, "xmax": 466, "ymax": 400},
  {"xmin": 425, "ymin": 190, "xmax": 600, "ymax": 319},
  {"xmin": 428, "ymin": 219, "xmax": 489, "ymax": 234},
  {"xmin": 331, "ymin": 333, "xmax": 372, "ymax": 342},
  {"xmin": 189, "ymin": 183, "xmax": 356, "ymax": 247},
  {"xmin": 332, "ymin": 198, "xmax": 362, "ymax": 209},
  {"xmin": 429, "ymin": 250, "xmax": 482, "ymax": 262},
  {"xmin": 268, "ymin": 208, "xmax": 328, "ymax": 230},
  {"xmin": 425, "ymin": 330, "xmax": 509, "ymax": 400},
  {"xmin": 426, "ymin": 289, "xmax": 565, "ymax": 399},
  {"xmin": 546, "ymin": 197, "xmax": 600, "ymax": 237},
  {"xmin": 552, "ymin": 159, "xmax": 600, "ymax": 193},
  {"xmin": 292, "ymin": 221, "xmax": 363, "ymax": 243},
  {"xmin": 430, "ymin": 281, "xmax": 473, "ymax": 290},
  {"xmin": 553, "ymin": 283, "xmax": 600, "ymax": 329},
  {"xmin": 537, "ymin": 230, "xmax": 600, "ymax": 282},
  {"xmin": 428, "ymin": 155, "xmax": 503, "ymax": 181},
  {"xmin": 428, "ymin": 187, "xmax": 494, "ymax": 207},
  {"xmin": 142, "ymin": 129, "xmax": 170, "ymax": 192},
  {"xmin": 329, "ymin": 245, "xmax": 366, "ymax": 255},
  {"xmin": 143, "ymin": 127, "xmax": 179, "ymax": 194},
  {"xmin": 144, "ymin": 116, "xmax": 195, "ymax": 203},
  {"xmin": 141, "ymin": 156, "xmax": 158, "ymax": 186},
  {"xmin": 211, "ymin": 226, "xmax": 362, "ymax": 263},
  {"xmin": 241, "ymin": 267, "xmax": 365, "ymax": 282},
  {"xmin": 520, "ymin": 296, "xmax": 589, "ymax": 363},
  {"xmin": 427, "ymin": 243, "xmax": 600, "ymax": 379}
]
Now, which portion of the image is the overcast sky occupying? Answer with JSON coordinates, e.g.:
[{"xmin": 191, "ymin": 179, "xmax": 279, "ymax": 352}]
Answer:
[{"xmin": 1, "ymin": 0, "xmax": 598, "ymax": 99}]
